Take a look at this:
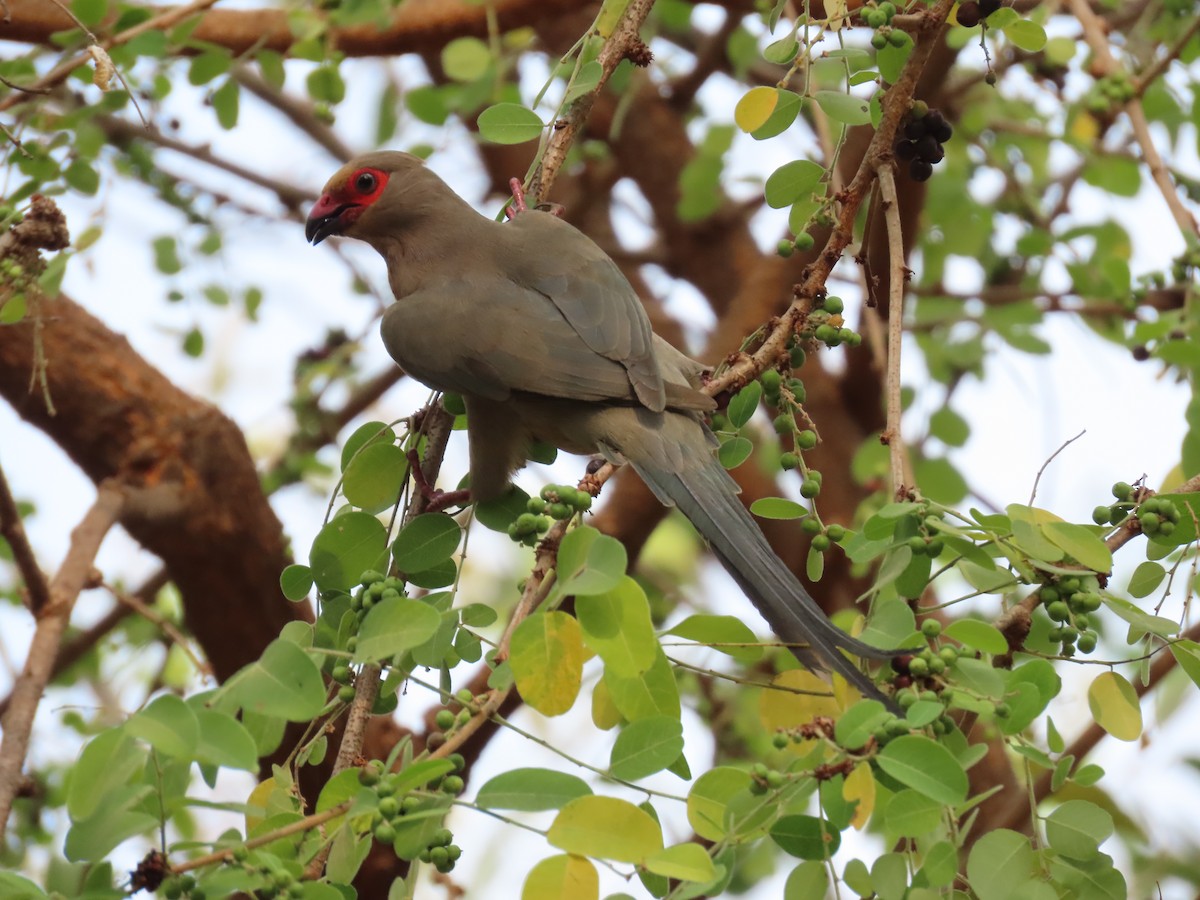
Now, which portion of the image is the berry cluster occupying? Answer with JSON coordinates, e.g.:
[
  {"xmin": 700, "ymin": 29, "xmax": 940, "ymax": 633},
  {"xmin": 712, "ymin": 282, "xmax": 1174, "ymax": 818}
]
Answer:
[
  {"xmin": 1038, "ymin": 576, "xmax": 1102, "ymax": 656},
  {"xmin": 359, "ymin": 758, "xmax": 465, "ymax": 872},
  {"xmin": 955, "ymin": 0, "xmax": 1000, "ymax": 28},
  {"xmin": 1091, "ymin": 480, "xmax": 1181, "ymax": 539},
  {"xmin": 895, "ymin": 105, "xmax": 953, "ymax": 183},
  {"xmin": 507, "ymin": 484, "xmax": 593, "ymax": 545}
]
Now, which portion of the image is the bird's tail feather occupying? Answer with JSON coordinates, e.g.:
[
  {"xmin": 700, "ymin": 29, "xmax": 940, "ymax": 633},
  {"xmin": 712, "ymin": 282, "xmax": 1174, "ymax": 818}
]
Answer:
[{"xmin": 630, "ymin": 446, "xmax": 899, "ymax": 707}]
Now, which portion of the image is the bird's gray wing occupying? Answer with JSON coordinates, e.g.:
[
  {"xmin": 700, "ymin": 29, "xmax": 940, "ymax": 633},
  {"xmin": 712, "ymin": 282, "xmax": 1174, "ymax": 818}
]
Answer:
[{"xmin": 505, "ymin": 211, "xmax": 666, "ymax": 412}]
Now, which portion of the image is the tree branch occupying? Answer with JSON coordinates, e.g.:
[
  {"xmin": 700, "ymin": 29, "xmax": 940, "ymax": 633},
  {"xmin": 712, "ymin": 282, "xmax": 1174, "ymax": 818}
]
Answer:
[
  {"xmin": 0, "ymin": 456, "xmax": 50, "ymax": 614},
  {"xmin": 0, "ymin": 479, "xmax": 124, "ymax": 842}
]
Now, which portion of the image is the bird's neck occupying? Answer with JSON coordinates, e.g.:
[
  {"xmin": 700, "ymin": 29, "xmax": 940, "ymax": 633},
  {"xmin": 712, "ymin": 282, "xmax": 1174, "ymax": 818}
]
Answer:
[{"xmin": 375, "ymin": 196, "xmax": 499, "ymax": 298}]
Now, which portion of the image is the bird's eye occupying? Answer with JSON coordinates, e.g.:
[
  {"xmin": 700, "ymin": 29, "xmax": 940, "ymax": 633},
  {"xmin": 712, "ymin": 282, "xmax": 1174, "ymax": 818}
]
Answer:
[{"xmin": 355, "ymin": 172, "xmax": 377, "ymax": 194}]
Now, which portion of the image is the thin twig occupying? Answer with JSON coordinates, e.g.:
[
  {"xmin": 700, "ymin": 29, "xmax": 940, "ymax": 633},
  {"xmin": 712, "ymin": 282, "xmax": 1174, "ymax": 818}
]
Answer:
[
  {"xmin": 875, "ymin": 165, "xmax": 910, "ymax": 499},
  {"xmin": 108, "ymin": 582, "xmax": 211, "ymax": 678},
  {"xmin": 0, "ymin": 480, "xmax": 124, "ymax": 843},
  {"xmin": 1028, "ymin": 430, "xmax": 1085, "ymax": 506},
  {"xmin": 0, "ymin": 456, "xmax": 50, "ymax": 614},
  {"xmin": 1068, "ymin": 0, "xmax": 1199, "ymax": 238}
]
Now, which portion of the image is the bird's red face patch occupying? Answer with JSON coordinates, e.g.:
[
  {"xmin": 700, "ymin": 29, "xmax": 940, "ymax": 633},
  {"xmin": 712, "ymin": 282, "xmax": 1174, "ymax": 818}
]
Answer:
[{"xmin": 305, "ymin": 167, "xmax": 390, "ymax": 244}]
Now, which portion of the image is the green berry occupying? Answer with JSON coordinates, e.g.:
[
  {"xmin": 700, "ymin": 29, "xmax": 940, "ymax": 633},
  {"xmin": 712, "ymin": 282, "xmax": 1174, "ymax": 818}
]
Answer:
[
  {"xmin": 773, "ymin": 414, "xmax": 794, "ymax": 435},
  {"xmin": 374, "ymin": 822, "xmax": 396, "ymax": 843},
  {"xmin": 794, "ymin": 232, "xmax": 815, "ymax": 251},
  {"xmin": 332, "ymin": 665, "xmax": 352, "ymax": 684},
  {"xmin": 1046, "ymin": 601, "xmax": 1071, "ymax": 622},
  {"xmin": 772, "ymin": 732, "xmax": 790, "ymax": 749},
  {"xmin": 435, "ymin": 709, "xmax": 455, "ymax": 730},
  {"xmin": 801, "ymin": 517, "xmax": 823, "ymax": 535},
  {"xmin": 1112, "ymin": 481, "xmax": 1133, "ymax": 501},
  {"xmin": 526, "ymin": 497, "xmax": 546, "ymax": 514},
  {"xmin": 897, "ymin": 688, "xmax": 917, "ymax": 708},
  {"xmin": 888, "ymin": 29, "xmax": 908, "ymax": 46},
  {"xmin": 921, "ymin": 619, "xmax": 942, "ymax": 638},
  {"xmin": 360, "ymin": 570, "xmax": 385, "ymax": 586},
  {"xmin": 800, "ymin": 479, "xmax": 821, "ymax": 499},
  {"xmin": 1092, "ymin": 505, "xmax": 1112, "ymax": 525},
  {"xmin": 814, "ymin": 323, "xmax": 838, "ymax": 343},
  {"xmin": 442, "ymin": 775, "xmax": 464, "ymax": 795},
  {"xmin": 780, "ymin": 451, "xmax": 800, "ymax": 470},
  {"xmin": 777, "ymin": 239, "xmax": 795, "ymax": 258},
  {"xmin": 378, "ymin": 796, "xmax": 399, "ymax": 818},
  {"xmin": 823, "ymin": 295, "xmax": 844, "ymax": 315},
  {"xmin": 441, "ymin": 392, "xmax": 466, "ymax": 416},
  {"xmin": 547, "ymin": 502, "xmax": 572, "ymax": 520},
  {"xmin": 825, "ymin": 524, "xmax": 846, "ymax": 541},
  {"xmin": 432, "ymin": 828, "xmax": 454, "ymax": 847},
  {"xmin": 811, "ymin": 534, "xmax": 831, "ymax": 552},
  {"xmin": 765, "ymin": 770, "xmax": 785, "ymax": 789},
  {"xmin": 927, "ymin": 656, "xmax": 946, "ymax": 675},
  {"xmin": 337, "ymin": 685, "xmax": 356, "ymax": 703},
  {"xmin": 938, "ymin": 646, "xmax": 958, "ymax": 665},
  {"xmin": 1077, "ymin": 632, "xmax": 1098, "ymax": 653},
  {"xmin": 790, "ymin": 344, "xmax": 807, "ymax": 368},
  {"xmin": 359, "ymin": 762, "xmax": 382, "ymax": 786},
  {"xmin": 1039, "ymin": 586, "xmax": 1060, "ymax": 604},
  {"xmin": 908, "ymin": 657, "xmax": 929, "ymax": 676},
  {"xmin": 796, "ymin": 429, "xmax": 818, "ymax": 450},
  {"xmin": 760, "ymin": 369, "xmax": 782, "ymax": 392},
  {"xmin": 908, "ymin": 535, "xmax": 928, "ymax": 554}
]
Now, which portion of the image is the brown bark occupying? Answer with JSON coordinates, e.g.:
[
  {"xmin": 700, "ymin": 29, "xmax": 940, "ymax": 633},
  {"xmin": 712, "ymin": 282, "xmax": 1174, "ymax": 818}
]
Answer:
[{"xmin": 0, "ymin": 293, "xmax": 308, "ymax": 683}]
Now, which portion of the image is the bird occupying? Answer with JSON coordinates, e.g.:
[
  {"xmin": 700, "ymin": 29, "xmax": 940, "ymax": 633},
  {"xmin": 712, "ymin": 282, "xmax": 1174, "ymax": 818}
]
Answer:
[{"xmin": 305, "ymin": 151, "xmax": 900, "ymax": 706}]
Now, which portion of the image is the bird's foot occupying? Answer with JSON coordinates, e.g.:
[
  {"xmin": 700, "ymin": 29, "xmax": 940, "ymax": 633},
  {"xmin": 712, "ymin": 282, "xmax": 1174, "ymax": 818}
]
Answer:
[
  {"xmin": 505, "ymin": 178, "xmax": 566, "ymax": 219},
  {"xmin": 406, "ymin": 449, "xmax": 471, "ymax": 513}
]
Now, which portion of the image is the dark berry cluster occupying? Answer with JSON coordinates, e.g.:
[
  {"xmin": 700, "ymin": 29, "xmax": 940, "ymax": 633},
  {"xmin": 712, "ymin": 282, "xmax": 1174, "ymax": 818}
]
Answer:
[
  {"xmin": 955, "ymin": 0, "xmax": 1001, "ymax": 28},
  {"xmin": 895, "ymin": 106, "xmax": 953, "ymax": 183}
]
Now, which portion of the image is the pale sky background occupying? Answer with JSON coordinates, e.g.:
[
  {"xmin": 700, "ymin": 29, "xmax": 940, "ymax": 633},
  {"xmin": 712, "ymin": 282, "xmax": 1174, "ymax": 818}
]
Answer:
[{"xmin": 3, "ymin": 6, "xmax": 1200, "ymax": 897}]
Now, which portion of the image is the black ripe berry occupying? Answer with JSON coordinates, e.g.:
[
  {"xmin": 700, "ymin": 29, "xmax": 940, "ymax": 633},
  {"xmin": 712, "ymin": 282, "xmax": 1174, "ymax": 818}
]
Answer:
[
  {"xmin": 896, "ymin": 140, "xmax": 918, "ymax": 161},
  {"xmin": 979, "ymin": 0, "xmax": 1001, "ymax": 15},
  {"xmin": 956, "ymin": 1, "xmax": 981, "ymax": 27},
  {"xmin": 915, "ymin": 135, "xmax": 940, "ymax": 161},
  {"xmin": 926, "ymin": 112, "xmax": 953, "ymax": 143},
  {"xmin": 909, "ymin": 159, "xmax": 934, "ymax": 182},
  {"xmin": 904, "ymin": 118, "xmax": 927, "ymax": 141}
]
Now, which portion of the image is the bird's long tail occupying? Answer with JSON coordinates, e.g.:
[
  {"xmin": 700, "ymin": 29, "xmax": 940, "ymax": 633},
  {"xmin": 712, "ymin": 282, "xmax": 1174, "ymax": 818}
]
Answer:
[{"xmin": 625, "ymin": 419, "xmax": 900, "ymax": 707}]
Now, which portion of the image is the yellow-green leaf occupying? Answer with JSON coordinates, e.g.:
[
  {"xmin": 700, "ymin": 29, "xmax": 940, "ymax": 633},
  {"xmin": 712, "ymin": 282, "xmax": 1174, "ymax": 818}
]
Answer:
[
  {"xmin": 548, "ymin": 796, "xmax": 663, "ymax": 863},
  {"xmin": 1087, "ymin": 671, "xmax": 1142, "ymax": 742},
  {"xmin": 1042, "ymin": 522, "xmax": 1112, "ymax": 573},
  {"xmin": 510, "ymin": 612, "xmax": 585, "ymax": 716},
  {"xmin": 734, "ymin": 86, "xmax": 778, "ymax": 133},
  {"xmin": 521, "ymin": 854, "xmax": 598, "ymax": 900},
  {"xmin": 644, "ymin": 842, "xmax": 717, "ymax": 882}
]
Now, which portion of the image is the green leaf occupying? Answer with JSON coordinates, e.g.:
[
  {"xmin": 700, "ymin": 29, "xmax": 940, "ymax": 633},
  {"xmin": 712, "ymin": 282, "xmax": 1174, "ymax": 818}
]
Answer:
[
  {"xmin": 477, "ymin": 103, "xmax": 544, "ymax": 144},
  {"xmin": 64, "ymin": 784, "xmax": 157, "ymax": 861},
  {"xmin": 310, "ymin": 511, "xmax": 388, "ymax": 592},
  {"xmin": 884, "ymin": 789, "xmax": 943, "ymax": 838},
  {"xmin": 609, "ymin": 716, "xmax": 684, "ymax": 781},
  {"xmin": 64, "ymin": 160, "xmax": 100, "ymax": 195},
  {"xmin": 966, "ymin": 830, "xmax": 1035, "ymax": 900},
  {"xmin": 306, "ymin": 65, "xmax": 345, "ymax": 103},
  {"xmin": 391, "ymin": 513, "xmax": 461, "ymax": 573},
  {"xmin": 1087, "ymin": 671, "xmax": 1142, "ymax": 742},
  {"xmin": 193, "ymin": 708, "xmax": 258, "ymax": 771},
  {"xmin": 0, "ymin": 873, "xmax": 46, "ymax": 899},
  {"xmin": 718, "ymin": 436, "xmax": 753, "ymax": 469},
  {"xmin": 563, "ymin": 60, "xmax": 603, "ymax": 105},
  {"xmin": 877, "ymin": 735, "xmax": 968, "ymax": 805},
  {"xmin": 665, "ymin": 613, "xmax": 763, "ymax": 662},
  {"xmin": 1127, "ymin": 561, "xmax": 1165, "ymax": 598},
  {"xmin": 577, "ymin": 577, "xmax": 659, "ymax": 675},
  {"xmin": 67, "ymin": 730, "xmax": 146, "ymax": 821},
  {"xmin": 687, "ymin": 767, "xmax": 751, "ymax": 841},
  {"xmin": 211, "ymin": 78, "xmax": 239, "ymax": 128},
  {"xmin": 441, "ymin": 36, "xmax": 491, "ymax": 82},
  {"xmin": 405, "ymin": 85, "xmax": 449, "ymax": 126},
  {"xmin": 877, "ymin": 38, "xmax": 913, "ymax": 84},
  {"xmin": 1004, "ymin": 19, "xmax": 1047, "ymax": 52},
  {"xmin": 644, "ymin": 843, "xmax": 717, "ymax": 883},
  {"xmin": 813, "ymin": 90, "xmax": 871, "ymax": 125},
  {"xmin": 342, "ymin": 443, "xmax": 406, "ymax": 513},
  {"xmin": 188, "ymin": 50, "xmax": 231, "ymax": 85},
  {"xmin": 474, "ymin": 483, "xmax": 530, "ymax": 532},
  {"xmin": 833, "ymin": 699, "xmax": 890, "ymax": 749},
  {"xmin": 521, "ymin": 854, "xmax": 599, "ymax": 900},
  {"xmin": 547, "ymin": 796, "xmax": 664, "ymax": 863},
  {"xmin": 340, "ymin": 421, "xmax": 396, "ymax": 471},
  {"xmin": 764, "ymin": 160, "xmax": 824, "ymax": 209},
  {"xmin": 152, "ymin": 235, "xmax": 182, "ymax": 274},
  {"xmin": 749, "ymin": 497, "xmax": 808, "ymax": 521},
  {"xmin": 770, "ymin": 815, "xmax": 841, "ymax": 860},
  {"xmin": 734, "ymin": 86, "xmax": 778, "ymax": 132},
  {"xmin": 726, "ymin": 381, "xmax": 762, "ymax": 428},
  {"xmin": 1042, "ymin": 522, "xmax": 1112, "ymax": 572},
  {"xmin": 556, "ymin": 525, "xmax": 627, "ymax": 597},
  {"xmin": 604, "ymin": 649, "xmax": 680, "ymax": 722},
  {"xmin": 751, "ymin": 89, "xmax": 802, "ymax": 140},
  {"xmin": 354, "ymin": 596, "xmax": 441, "ymax": 663},
  {"xmin": 280, "ymin": 564, "xmax": 314, "ymax": 601},
  {"xmin": 126, "ymin": 693, "xmax": 198, "ymax": 759},
  {"xmin": 234, "ymin": 638, "xmax": 326, "ymax": 721},
  {"xmin": 510, "ymin": 611, "xmax": 585, "ymax": 715},
  {"xmin": 929, "ymin": 407, "xmax": 969, "ymax": 447},
  {"xmin": 1045, "ymin": 799, "xmax": 1112, "ymax": 860},
  {"xmin": 943, "ymin": 618, "xmax": 1008, "ymax": 654},
  {"xmin": 476, "ymin": 768, "xmax": 592, "ymax": 811}
]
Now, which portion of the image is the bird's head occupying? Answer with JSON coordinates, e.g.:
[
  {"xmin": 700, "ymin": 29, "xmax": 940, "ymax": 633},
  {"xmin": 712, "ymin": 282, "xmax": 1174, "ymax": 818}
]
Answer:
[{"xmin": 305, "ymin": 151, "xmax": 431, "ymax": 246}]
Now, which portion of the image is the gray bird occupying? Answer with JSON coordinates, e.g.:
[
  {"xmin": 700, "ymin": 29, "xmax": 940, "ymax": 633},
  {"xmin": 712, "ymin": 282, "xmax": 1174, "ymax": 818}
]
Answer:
[{"xmin": 306, "ymin": 151, "xmax": 899, "ymax": 705}]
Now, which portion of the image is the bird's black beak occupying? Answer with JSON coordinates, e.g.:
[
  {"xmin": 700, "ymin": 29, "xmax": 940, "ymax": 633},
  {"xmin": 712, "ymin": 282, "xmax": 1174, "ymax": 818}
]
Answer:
[{"xmin": 305, "ymin": 194, "xmax": 355, "ymax": 245}]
